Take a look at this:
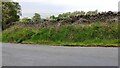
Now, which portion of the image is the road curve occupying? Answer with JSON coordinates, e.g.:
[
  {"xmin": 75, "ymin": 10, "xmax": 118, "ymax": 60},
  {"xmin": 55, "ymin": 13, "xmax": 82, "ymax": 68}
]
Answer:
[{"xmin": 2, "ymin": 43, "xmax": 118, "ymax": 66}]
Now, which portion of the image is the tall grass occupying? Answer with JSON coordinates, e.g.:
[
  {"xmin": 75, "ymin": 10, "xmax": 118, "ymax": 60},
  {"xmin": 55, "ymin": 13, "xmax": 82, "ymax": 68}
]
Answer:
[
  {"xmin": 0, "ymin": 32, "xmax": 2, "ymax": 42},
  {"xmin": 2, "ymin": 22, "xmax": 119, "ymax": 45}
]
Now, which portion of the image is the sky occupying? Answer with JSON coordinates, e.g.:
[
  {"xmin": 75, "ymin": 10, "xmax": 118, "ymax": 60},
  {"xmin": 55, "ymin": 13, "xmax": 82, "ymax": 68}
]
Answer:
[{"xmin": 13, "ymin": 0, "xmax": 120, "ymax": 18}]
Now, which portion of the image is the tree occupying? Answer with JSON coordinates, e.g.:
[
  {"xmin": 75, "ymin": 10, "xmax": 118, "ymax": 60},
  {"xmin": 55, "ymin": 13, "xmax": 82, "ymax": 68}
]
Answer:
[
  {"xmin": 50, "ymin": 15, "xmax": 56, "ymax": 20},
  {"xmin": 2, "ymin": 2, "xmax": 21, "ymax": 30},
  {"xmin": 20, "ymin": 17, "xmax": 31, "ymax": 23},
  {"xmin": 32, "ymin": 13, "xmax": 41, "ymax": 22},
  {"xmin": 86, "ymin": 10, "xmax": 98, "ymax": 15},
  {"xmin": 80, "ymin": 11, "xmax": 85, "ymax": 15}
]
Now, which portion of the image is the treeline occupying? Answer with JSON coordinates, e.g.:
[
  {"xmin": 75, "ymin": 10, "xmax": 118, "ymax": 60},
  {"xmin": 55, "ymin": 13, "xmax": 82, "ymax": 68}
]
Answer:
[
  {"xmin": 2, "ymin": 2, "xmax": 119, "ymax": 30},
  {"xmin": 20, "ymin": 10, "xmax": 119, "ymax": 25},
  {"xmin": 55, "ymin": 11, "xmax": 119, "ymax": 23}
]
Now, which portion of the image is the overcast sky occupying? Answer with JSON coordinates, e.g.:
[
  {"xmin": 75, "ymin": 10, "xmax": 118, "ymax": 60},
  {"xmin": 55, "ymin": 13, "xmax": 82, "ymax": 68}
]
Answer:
[{"xmin": 14, "ymin": 0, "xmax": 119, "ymax": 18}]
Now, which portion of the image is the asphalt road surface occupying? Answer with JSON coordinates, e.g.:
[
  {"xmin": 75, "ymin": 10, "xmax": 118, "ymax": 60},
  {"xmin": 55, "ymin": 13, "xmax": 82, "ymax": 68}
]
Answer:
[{"xmin": 2, "ymin": 43, "xmax": 118, "ymax": 66}]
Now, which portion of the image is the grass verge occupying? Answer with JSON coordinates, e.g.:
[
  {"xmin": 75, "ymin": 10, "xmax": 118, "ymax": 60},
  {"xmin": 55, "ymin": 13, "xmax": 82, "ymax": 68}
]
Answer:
[{"xmin": 2, "ymin": 22, "xmax": 119, "ymax": 47}]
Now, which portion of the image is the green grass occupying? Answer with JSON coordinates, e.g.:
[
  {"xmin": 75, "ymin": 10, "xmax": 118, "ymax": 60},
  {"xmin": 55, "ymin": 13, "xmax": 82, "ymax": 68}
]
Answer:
[
  {"xmin": 2, "ymin": 22, "xmax": 119, "ymax": 46},
  {"xmin": 0, "ymin": 32, "xmax": 2, "ymax": 42}
]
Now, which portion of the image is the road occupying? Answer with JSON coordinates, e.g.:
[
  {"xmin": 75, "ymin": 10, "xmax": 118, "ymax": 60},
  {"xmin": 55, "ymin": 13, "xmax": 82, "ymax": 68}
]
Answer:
[{"xmin": 2, "ymin": 43, "xmax": 118, "ymax": 66}]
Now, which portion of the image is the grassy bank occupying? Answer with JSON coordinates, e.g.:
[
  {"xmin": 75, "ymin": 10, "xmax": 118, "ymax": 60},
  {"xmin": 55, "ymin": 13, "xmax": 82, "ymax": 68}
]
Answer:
[
  {"xmin": 0, "ymin": 32, "xmax": 2, "ymax": 42},
  {"xmin": 2, "ymin": 22, "xmax": 119, "ymax": 46}
]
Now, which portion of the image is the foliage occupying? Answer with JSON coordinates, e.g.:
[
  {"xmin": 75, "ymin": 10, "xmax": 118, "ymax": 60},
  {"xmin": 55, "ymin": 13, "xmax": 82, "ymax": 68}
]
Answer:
[
  {"xmin": 86, "ymin": 10, "xmax": 98, "ymax": 15},
  {"xmin": 32, "ymin": 13, "xmax": 41, "ymax": 22},
  {"xmin": 20, "ymin": 17, "xmax": 31, "ymax": 23},
  {"xmin": 48, "ymin": 10, "xmax": 118, "ymax": 24},
  {"xmin": 57, "ymin": 10, "xmax": 98, "ymax": 18},
  {"xmin": 49, "ymin": 15, "xmax": 56, "ymax": 20},
  {"xmin": 1, "ymin": 8, "xmax": 119, "ymax": 46},
  {"xmin": 2, "ymin": 22, "xmax": 119, "ymax": 46},
  {"xmin": 2, "ymin": 2, "xmax": 21, "ymax": 30}
]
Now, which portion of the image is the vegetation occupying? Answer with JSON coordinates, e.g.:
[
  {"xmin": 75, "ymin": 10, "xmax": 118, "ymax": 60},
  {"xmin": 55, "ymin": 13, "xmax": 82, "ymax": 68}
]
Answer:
[
  {"xmin": 19, "ymin": 17, "xmax": 31, "ymax": 23},
  {"xmin": 2, "ymin": 2, "xmax": 21, "ymax": 30},
  {"xmin": 32, "ymin": 13, "xmax": 41, "ymax": 22},
  {"xmin": 0, "ymin": 32, "xmax": 2, "ymax": 42},
  {"xmin": 2, "ymin": 22, "xmax": 119, "ymax": 46},
  {"xmin": 1, "ymin": 2, "xmax": 119, "ymax": 47}
]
